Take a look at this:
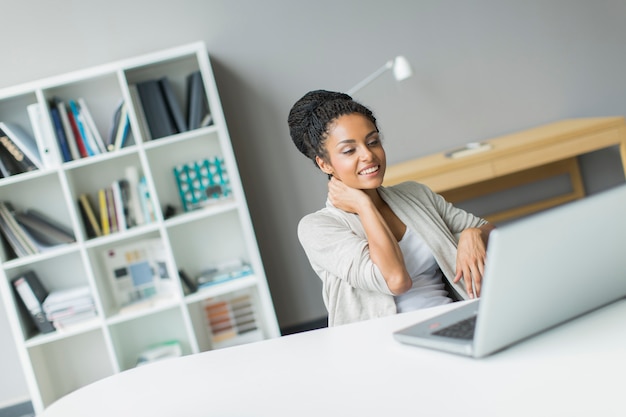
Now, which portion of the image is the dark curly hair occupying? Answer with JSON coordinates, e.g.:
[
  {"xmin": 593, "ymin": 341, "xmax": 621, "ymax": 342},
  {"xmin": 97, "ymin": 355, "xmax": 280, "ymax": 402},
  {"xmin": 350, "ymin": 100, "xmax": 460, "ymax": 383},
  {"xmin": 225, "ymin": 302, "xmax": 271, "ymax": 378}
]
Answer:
[{"xmin": 287, "ymin": 90, "xmax": 378, "ymax": 169}]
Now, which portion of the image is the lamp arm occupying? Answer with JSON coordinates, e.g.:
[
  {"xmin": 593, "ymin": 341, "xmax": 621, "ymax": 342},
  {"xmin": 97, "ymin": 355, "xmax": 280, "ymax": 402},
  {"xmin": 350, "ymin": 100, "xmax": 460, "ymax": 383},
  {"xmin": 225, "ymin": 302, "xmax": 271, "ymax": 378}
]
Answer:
[{"xmin": 346, "ymin": 60, "xmax": 393, "ymax": 96}]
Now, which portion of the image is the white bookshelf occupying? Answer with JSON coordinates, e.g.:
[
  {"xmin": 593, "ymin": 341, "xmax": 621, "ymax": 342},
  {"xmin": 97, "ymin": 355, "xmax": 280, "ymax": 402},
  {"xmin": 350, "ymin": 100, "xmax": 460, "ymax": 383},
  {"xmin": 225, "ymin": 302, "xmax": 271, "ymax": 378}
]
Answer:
[{"xmin": 0, "ymin": 42, "xmax": 280, "ymax": 414}]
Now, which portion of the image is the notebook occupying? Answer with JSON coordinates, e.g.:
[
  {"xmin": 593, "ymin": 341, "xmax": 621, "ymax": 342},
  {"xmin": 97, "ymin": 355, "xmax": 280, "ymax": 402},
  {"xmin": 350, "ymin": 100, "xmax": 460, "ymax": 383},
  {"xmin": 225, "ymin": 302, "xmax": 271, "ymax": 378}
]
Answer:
[{"xmin": 393, "ymin": 184, "xmax": 626, "ymax": 358}]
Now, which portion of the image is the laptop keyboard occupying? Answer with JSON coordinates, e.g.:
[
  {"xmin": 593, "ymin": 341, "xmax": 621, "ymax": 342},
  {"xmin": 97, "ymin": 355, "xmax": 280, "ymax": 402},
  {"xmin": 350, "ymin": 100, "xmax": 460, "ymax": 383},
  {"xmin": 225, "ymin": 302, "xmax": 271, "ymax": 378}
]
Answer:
[{"xmin": 433, "ymin": 315, "xmax": 477, "ymax": 340}]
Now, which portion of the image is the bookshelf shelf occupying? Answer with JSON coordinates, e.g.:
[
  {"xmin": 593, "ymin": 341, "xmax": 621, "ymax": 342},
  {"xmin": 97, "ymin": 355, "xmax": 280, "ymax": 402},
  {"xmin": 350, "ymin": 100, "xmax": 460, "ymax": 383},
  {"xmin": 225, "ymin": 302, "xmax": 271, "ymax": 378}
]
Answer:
[{"xmin": 0, "ymin": 42, "xmax": 279, "ymax": 414}]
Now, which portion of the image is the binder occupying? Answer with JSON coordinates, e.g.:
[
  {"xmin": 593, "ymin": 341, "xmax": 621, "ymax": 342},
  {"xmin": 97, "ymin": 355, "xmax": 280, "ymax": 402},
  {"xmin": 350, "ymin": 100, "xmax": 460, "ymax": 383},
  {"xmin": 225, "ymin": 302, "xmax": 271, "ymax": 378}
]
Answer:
[
  {"xmin": 135, "ymin": 79, "xmax": 177, "ymax": 139},
  {"xmin": 11, "ymin": 270, "xmax": 55, "ymax": 334},
  {"xmin": 159, "ymin": 77, "xmax": 187, "ymax": 133},
  {"xmin": 27, "ymin": 102, "xmax": 62, "ymax": 168}
]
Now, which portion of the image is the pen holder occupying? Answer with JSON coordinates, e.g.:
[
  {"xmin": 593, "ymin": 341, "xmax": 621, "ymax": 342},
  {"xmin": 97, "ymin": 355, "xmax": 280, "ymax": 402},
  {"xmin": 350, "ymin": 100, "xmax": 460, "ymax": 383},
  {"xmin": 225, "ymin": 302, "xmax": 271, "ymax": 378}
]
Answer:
[{"xmin": 173, "ymin": 157, "xmax": 231, "ymax": 212}]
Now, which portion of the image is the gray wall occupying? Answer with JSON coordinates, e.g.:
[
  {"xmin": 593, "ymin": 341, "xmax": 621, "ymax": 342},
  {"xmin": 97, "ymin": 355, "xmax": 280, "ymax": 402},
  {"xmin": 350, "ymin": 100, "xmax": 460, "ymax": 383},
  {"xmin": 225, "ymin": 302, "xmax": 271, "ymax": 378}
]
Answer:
[{"xmin": 1, "ymin": 0, "xmax": 625, "ymax": 405}]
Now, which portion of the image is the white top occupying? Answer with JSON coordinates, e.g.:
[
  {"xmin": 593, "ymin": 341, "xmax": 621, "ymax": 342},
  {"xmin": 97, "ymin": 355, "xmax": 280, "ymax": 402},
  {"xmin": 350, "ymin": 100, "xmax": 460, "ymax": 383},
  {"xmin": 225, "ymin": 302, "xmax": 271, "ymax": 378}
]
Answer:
[
  {"xmin": 40, "ymin": 299, "xmax": 626, "ymax": 417},
  {"xmin": 394, "ymin": 227, "xmax": 453, "ymax": 312}
]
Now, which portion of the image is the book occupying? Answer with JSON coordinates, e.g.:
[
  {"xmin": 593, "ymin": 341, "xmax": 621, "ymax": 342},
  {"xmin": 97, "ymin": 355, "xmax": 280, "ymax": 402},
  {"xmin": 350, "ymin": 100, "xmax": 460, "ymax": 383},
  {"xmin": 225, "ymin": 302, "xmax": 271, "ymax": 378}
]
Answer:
[
  {"xmin": 178, "ymin": 269, "xmax": 198, "ymax": 294},
  {"xmin": 0, "ymin": 231, "xmax": 18, "ymax": 261},
  {"xmin": 111, "ymin": 180, "xmax": 124, "ymax": 231},
  {"xmin": 49, "ymin": 105, "xmax": 72, "ymax": 162},
  {"xmin": 27, "ymin": 103, "xmax": 62, "ymax": 168},
  {"xmin": 0, "ymin": 125, "xmax": 40, "ymax": 173},
  {"xmin": 196, "ymin": 259, "xmax": 253, "ymax": 289},
  {"xmin": 66, "ymin": 109, "xmax": 88, "ymax": 158},
  {"xmin": 11, "ymin": 270, "xmax": 55, "ymax": 334},
  {"xmin": 0, "ymin": 201, "xmax": 39, "ymax": 256},
  {"xmin": 78, "ymin": 98, "xmax": 107, "ymax": 153},
  {"xmin": 0, "ymin": 144, "xmax": 23, "ymax": 177},
  {"xmin": 203, "ymin": 292, "xmax": 261, "ymax": 349},
  {"xmin": 108, "ymin": 100, "xmax": 130, "ymax": 151},
  {"xmin": 106, "ymin": 186, "xmax": 118, "ymax": 234},
  {"xmin": 124, "ymin": 166, "xmax": 145, "ymax": 226},
  {"xmin": 158, "ymin": 77, "xmax": 187, "ymax": 133},
  {"xmin": 0, "ymin": 148, "xmax": 10, "ymax": 178},
  {"xmin": 53, "ymin": 99, "xmax": 81, "ymax": 161},
  {"xmin": 138, "ymin": 176, "xmax": 156, "ymax": 224},
  {"xmin": 186, "ymin": 71, "xmax": 210, "ymax": 130},
  {"xmin": 128, "ymin": 84, "xmax": 151, "ymax": 141},
  {"xmin": 14, "ymin": 209, "xmax": 76, "ymax": 246},
  {"xmin": 107, "ymin": 101, "xmax": 123, "ymax": 151},
  {"xmin": 68, "ymin": 100, "xmax": 98, "ymax": 157},
  {"xmin": 42, "ymin": 285, "xmax": 97, "ymax": 330},
  {"xmin": 78, "ymin": 193, "xmax": 102, "ymax": 238},
  {"xmin": 43, "ymin": 285, "xmax": 93, "ymax": 314},
  {"xmin": 114, "ymin": 110, "xmax": 130, "ymax": 151},
  {"xmin": 0, "ymin": 122, "xmax": 43, "ymax": 170},
  {"xmin": 98, "ymin": 188, "xmax": 110, "ymax": 235},
  {"xmin": 136, "ymin": 340, "xmax": 182, "ymax": 367},
  {"xmin": 0, "ymin": 206, "xmax": 30, "ymax": 257},
  {"xmin": 135, "ymin": 79, "xmax": 177, "ymax": 139},
  {"xmin": 101, "ymin": 238, "xmax": 172, "ymax": 308}
]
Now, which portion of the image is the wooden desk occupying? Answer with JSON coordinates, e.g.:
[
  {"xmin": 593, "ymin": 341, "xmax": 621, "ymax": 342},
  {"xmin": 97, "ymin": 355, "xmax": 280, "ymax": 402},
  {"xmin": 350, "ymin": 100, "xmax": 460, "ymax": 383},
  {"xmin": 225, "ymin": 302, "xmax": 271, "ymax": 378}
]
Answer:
[{"xmin": 384, "ymin": 117, "xmax": 626, "ymax": 222}]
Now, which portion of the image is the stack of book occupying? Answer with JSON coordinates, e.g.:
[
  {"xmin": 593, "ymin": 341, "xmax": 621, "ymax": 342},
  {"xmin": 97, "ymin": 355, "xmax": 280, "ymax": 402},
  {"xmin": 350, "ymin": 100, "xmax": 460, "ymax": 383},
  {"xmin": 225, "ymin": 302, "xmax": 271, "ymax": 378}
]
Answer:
[
  {"xmin": 42, "ymin": 285, "xmax": 97, "ymax": 331},
  {"xmin": 0, "ymin": 121, "xmax": 43, "ymax": 177},
  {"xmin": 131, "ymin": 70, "xmax": 212, "ymax": 140},
  {"xmin": 0, "ymin": 202, "xmax": 76, "ymax": 258},
  {"xmin": 46, "ymin": 97, "xmax": 131, "ymax": 163},
  {"xmin": 136, "ymin": 340, "xmax": 182, "ymax": 367},
  {"xmin": 196, "ymin": 259, "xmax": 253, "ymax": 290},
  {"xmin": 77, "ymin": 166, "xmax": 156, "ymax": 239},
  {"xmin": 203, "ymin": 292, "xmax": 262, "ymax": 349}
]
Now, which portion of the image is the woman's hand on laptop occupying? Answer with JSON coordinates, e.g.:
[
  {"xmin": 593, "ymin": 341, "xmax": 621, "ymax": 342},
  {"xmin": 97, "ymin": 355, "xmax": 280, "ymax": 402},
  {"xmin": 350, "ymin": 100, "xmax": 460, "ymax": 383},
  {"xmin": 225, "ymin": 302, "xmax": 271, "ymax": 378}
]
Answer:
[{"xmin": 454, "ymin": 224, "xmax": 494, "ymax": 298}]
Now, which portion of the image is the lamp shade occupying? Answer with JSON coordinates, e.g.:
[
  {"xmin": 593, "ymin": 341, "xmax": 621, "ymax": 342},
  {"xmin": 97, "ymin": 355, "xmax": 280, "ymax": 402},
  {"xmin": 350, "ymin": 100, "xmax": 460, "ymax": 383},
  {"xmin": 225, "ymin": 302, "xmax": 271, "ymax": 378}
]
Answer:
[{"xmin": 392, "ymin": 56, "xmax": 412, "ymax": 81}]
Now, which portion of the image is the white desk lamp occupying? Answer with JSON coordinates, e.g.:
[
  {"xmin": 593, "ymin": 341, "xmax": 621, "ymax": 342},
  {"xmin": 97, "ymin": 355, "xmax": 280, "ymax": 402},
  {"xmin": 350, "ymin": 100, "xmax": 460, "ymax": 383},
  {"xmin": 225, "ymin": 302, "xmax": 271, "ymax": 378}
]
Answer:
[{"xmin": 346, "ymin": 56, "xmax": 413, "ymax": 96}]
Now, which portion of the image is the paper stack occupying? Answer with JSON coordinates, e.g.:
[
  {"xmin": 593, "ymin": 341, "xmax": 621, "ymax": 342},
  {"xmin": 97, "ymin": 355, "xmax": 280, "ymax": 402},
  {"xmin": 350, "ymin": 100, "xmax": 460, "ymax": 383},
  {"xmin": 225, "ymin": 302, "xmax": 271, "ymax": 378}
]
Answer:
[{"xmin": 42, "ymin": 285, "xmax": 97, "ymax": 330}]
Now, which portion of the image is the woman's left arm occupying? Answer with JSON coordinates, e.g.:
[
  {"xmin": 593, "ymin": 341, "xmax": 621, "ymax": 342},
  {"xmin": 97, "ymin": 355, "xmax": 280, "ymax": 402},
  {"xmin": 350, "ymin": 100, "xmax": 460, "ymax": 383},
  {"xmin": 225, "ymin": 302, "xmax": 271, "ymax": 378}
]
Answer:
[{"xmin": 453, "ymin": 223, "xmax": 495, "ymax": 298}]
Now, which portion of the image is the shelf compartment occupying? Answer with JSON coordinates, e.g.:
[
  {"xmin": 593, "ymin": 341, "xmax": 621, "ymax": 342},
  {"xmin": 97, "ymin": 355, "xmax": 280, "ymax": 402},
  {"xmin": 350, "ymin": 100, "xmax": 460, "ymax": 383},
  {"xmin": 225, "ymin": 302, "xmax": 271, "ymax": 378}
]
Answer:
[
  {"xmin": 6, "ymin": 252, "xmax": 96, "ymax": 342},
  {"xmin": 144, "ymin": 131, "xmax": 227, "ymax": 216},
  {"xmin": 166, "ymin": 209, "xmax": 250, "ymax": 279},
  {"xmin": 86, "ymin": 231, "xmax": 181, "ymax": 320},
  {"xmin": 0, "ymin": 174, "xmax": 72, "ymax": 260},
  {"xmin": 107, "ymin": 306, "xmax": 192, "ymax": 371},
  {"xmin": 28, "ymin": 328, "xmax": 114, "ymax": 409},
  {"xmin": 0, "ymin": 91, "xmax": 40, "ymax": 135},
  {"xmin": 187, "ymin": 287, "xmax": 264, "ymax": 352},
  {"xmin": 41, "ymin": 73, "xmax": 131, "ymax": 155},
  {"xmin": 124, "ymin": 53, "xmax": 207, "ymax": 143},
  {"xmin": 64, "ymin": 152, "xmax": 156, "ymax": 241}
]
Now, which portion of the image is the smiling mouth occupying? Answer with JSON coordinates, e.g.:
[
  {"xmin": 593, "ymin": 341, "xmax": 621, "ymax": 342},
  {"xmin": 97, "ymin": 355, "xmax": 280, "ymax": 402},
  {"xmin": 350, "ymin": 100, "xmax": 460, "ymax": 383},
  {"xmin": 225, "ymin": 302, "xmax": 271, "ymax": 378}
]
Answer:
[{"xmin": 359, "ymin": 165, "xmax": 379, "ymax": 175}]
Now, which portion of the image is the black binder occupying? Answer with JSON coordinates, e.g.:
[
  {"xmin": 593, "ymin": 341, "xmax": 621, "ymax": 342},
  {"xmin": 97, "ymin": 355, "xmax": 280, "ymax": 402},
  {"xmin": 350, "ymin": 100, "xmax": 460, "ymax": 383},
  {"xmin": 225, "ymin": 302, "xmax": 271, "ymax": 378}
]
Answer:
[{"xmin": 11, "ymin": 270, "xmax": 55, "ymax": 334}]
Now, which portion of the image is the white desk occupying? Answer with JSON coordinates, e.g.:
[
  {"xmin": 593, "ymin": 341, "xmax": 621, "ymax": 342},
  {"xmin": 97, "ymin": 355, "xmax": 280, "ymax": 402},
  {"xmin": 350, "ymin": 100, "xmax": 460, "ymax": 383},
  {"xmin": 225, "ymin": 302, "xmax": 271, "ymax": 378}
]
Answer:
[{"xmin": 42, "ymin": 299, "xmax": 625, "ymax": 417}]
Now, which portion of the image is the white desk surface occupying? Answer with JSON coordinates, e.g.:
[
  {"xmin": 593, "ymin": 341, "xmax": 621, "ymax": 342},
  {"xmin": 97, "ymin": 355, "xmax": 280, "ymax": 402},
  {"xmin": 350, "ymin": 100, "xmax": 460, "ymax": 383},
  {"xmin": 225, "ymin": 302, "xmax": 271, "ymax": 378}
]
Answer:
[{"xmin": 42, "ymin": 299, "xmax": 625, "ymax": 417}]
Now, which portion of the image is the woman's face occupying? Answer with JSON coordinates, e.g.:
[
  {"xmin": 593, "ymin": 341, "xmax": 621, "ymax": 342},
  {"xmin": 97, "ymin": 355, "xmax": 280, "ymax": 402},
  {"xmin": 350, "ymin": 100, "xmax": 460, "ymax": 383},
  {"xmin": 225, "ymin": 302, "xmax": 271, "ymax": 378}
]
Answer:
[{"xmin": 316, "ymin": 113, "xmax": 386, "ymax": 190}]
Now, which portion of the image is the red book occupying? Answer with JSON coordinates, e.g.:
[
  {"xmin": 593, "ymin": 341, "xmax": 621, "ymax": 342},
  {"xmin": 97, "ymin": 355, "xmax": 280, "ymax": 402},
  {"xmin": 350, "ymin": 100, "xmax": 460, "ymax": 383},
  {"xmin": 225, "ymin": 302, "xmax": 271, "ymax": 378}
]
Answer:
[{"xmin": 67, "ymin": 110, "xmax": 88, "ymax": 158}]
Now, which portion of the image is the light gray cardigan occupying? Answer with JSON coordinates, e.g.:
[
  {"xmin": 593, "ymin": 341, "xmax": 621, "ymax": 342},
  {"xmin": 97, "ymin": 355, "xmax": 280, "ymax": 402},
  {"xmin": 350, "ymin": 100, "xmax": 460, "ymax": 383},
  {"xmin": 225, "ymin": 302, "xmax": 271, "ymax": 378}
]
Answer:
[{"xmin": 297, "ymin": 181, "xmax": 488, "ymax": 326}]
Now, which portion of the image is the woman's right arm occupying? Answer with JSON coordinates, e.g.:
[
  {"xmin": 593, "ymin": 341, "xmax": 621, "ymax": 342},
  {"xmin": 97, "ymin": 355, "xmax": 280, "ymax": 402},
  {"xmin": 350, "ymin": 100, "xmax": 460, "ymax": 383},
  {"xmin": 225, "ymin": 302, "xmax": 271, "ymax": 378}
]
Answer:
[{"xmin": 327, "ymin": 178, "xmax": 412, "ymax": 295}]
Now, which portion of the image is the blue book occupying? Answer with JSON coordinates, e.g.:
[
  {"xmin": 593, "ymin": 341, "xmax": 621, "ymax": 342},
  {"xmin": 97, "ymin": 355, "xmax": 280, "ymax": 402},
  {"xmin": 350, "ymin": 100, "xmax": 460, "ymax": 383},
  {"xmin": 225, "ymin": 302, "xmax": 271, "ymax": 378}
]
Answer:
[{"xmin": 49, "ymin": 106, "xmax": 72, "ymax": 162}]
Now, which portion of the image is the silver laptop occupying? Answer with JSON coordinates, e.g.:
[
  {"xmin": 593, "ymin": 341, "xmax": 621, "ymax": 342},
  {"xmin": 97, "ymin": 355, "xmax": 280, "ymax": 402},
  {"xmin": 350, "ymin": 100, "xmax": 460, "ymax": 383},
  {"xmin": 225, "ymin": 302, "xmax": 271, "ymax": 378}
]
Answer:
[{"xmin": 393, "ymin": 184, "xmax": 626, "ymax": 358}]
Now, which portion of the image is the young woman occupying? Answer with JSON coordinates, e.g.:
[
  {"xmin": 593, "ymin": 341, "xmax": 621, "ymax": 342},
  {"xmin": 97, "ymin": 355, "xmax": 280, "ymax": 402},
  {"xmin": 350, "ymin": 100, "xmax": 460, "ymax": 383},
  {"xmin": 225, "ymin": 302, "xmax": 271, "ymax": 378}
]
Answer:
[{"xmin": 288, "ymin": 90, "xmax": 494, "ymax": 326}]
